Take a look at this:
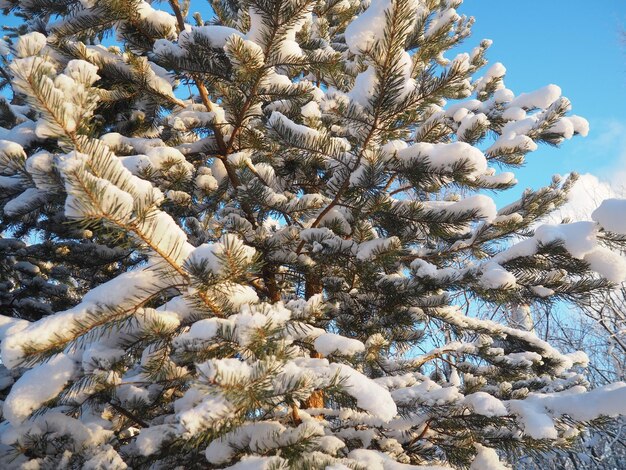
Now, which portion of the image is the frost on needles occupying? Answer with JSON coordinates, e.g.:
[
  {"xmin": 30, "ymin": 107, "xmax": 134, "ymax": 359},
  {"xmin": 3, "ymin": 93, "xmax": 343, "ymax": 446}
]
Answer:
[{"xmin": 0, "ymin": 0, "xmax": 624, "ymax": 469}]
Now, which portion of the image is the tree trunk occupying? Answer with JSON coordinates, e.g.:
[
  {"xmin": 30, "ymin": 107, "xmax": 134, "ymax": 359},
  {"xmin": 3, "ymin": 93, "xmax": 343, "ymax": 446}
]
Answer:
[{"xmin": 303, "ymin": 271, "xmax": 325, "ymax": 414}]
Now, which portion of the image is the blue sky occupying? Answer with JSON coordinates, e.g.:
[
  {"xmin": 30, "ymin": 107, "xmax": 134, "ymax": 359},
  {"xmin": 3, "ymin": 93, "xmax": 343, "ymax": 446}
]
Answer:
[{"xmin": 458, "ymin": 0, "xmax": 626, "ymax": 204}]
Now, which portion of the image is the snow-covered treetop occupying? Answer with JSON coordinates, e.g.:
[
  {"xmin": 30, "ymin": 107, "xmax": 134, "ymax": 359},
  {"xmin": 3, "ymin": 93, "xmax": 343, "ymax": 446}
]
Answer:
[{"xmin": 0, "ymin": 0, "xmax": 624, "ymax": 469}]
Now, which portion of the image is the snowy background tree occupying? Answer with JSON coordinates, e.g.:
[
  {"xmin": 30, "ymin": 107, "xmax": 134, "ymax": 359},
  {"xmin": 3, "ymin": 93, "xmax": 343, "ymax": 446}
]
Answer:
[
  {"xmin": 501, "ymin": 177, "xmax": 626, "ymax": 469},
  {"xmin": 1, "ymin": 0, "xmax": 626, "ymax": 468}
]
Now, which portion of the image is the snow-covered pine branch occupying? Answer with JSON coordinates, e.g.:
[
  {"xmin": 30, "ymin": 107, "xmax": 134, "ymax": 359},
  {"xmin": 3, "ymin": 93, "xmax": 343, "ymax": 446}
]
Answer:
[{"xmin": 0, "ymin": 0, "xmax": 624, "ymax": 469}]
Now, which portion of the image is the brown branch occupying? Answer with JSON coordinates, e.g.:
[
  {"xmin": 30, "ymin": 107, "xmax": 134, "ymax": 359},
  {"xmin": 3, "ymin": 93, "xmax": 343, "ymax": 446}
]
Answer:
[
  {"xmin": 70, "ymin": 168, "xmax": 229, "ymax": 315},
  {"xmin": 295, "ymin": 122, "xmax": 379, "ymax": 255},
  {"xmin": 18, "ymin": 286, "xmax": 175, "ymax": 366},
  {"xmin": 167, "ymin": 0, "xmax": 246, "ymax": 206},
  {"xmin": 108, "ymin": 401, "xmax": 149, "ymax": 428},
  {"xmin": 303, "ymin": 351, "xmax": 325, "ymax": 416},
  {"xmin": 168, "ymin": 0, "xmax": 186, "ymax": 31},
  {"xmin": 303, "ymin": 274, "xmax": 325, "ymax": 414},
  {"xmin": 167, "ymin": 0, "xmax": 225, "ymax": 153},
  {"xmin": 291, "ymin": 402, "xmax": 302, "ymax": 425},
  {"xmin": 262, "ymin": 263, "xmax": 281, "ymax": 303},
  {"xmin": 295, "ymin": 2, "xmax": 409, "ymax": 255},
  {"xmin": 389, "ymin": 185, "xmax": 413, "ymax": 196},
  {"xmin": 407, "ymin": 417, "xmax": 435, "ymax": 448},
  {"xmin": 382, "ymin": 173, "xmax": 397, "ymax": 192},
  {"xmin": 73, "ymin": 172, "xmax": 187, "ymax": 278}
]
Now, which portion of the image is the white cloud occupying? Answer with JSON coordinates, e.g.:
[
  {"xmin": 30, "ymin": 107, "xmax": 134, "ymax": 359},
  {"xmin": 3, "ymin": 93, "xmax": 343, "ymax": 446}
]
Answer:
[
  {"xmin": 542, "ymin": 118, "xmax": 626, "ymax": 224},
  {"xmin": 548, "ymin": 173, "xmax": 621, "ymax": 224},
  {"xmin": 580, "ymin": 119, "xmax": 626, "ymax": 190}
]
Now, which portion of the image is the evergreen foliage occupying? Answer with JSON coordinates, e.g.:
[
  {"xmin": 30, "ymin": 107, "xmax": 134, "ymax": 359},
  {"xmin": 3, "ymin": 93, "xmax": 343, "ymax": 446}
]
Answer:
[{"xmin": 0, "ymin": 0, "xmax": 625, "ymax": 468}]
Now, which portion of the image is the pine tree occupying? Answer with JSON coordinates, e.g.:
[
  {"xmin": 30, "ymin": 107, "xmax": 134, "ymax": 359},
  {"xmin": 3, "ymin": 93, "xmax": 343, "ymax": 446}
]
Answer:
[{"xmin": 1, "ymin": 0, "xmax": 626, "ymax": 468}]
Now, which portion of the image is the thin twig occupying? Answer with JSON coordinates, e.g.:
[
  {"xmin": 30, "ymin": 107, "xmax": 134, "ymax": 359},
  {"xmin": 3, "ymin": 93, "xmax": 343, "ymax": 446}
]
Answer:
[{"xmin": 108, "ymin": 401, "xmax": 149, "ymax": 428}]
